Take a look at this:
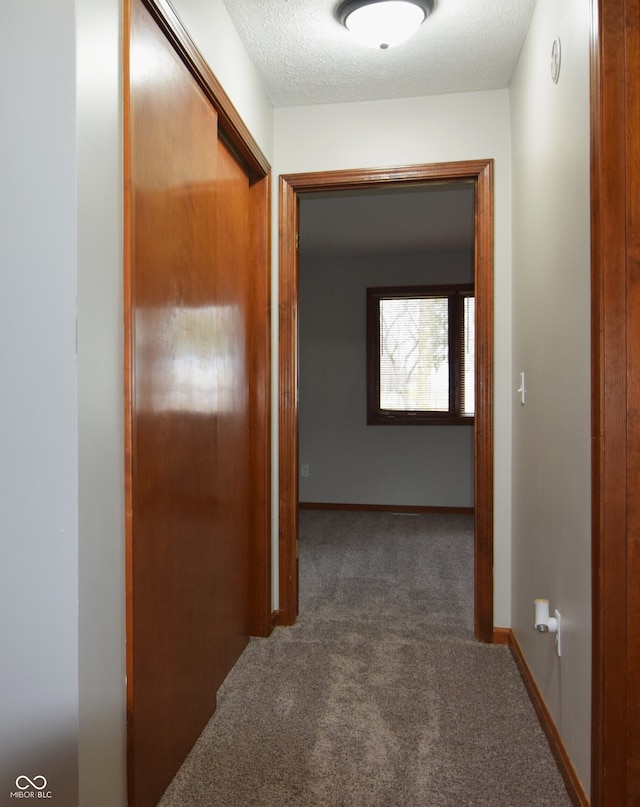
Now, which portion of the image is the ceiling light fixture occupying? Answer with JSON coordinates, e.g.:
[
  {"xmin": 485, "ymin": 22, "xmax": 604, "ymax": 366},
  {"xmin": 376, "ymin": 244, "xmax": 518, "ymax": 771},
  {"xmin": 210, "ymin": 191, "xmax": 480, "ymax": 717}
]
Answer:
[{"xmin": 338, "ymin": 0, "xmax": 435, "ymax": 50}]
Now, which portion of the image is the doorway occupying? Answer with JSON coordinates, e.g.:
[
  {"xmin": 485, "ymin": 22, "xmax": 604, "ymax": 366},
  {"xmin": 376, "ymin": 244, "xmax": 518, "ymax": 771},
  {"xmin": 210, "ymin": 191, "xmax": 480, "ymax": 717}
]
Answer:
[{"xmin": 278, "ymin": 160, "xmax": 494, "ymax": 642}]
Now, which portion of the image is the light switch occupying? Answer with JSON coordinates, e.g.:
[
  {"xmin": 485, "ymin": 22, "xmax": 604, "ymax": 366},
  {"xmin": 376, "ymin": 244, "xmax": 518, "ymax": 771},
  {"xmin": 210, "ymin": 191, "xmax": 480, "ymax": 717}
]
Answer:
[{"xmin": 517, "ymin": 372, "xmax": 526, "ymax": 405}]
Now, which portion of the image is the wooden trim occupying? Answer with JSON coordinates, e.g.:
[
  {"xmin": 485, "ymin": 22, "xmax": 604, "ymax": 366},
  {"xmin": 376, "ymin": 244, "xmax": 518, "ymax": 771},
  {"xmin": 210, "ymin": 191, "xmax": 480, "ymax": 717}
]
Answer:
[
  {"xmin": 277, "ymin": 175, "xmax": 300, "ymax": 627},
  {"xmin": 280, "ymin": 162, "xmax": 494, "ymax": 190},
  {"xmin": 123, "ymin": 0, "xmax": 135, "ymax": 789},
  {"xmin": 590, "ymin": 0, "xmax": 640, "ymax": 804},
  {"xmin": 299, "ymin": 502, "xmax": 474, "ymax": 515},
  {"xmin": 247, "ymin": 168, "xmax": 273, "ymax": 639},
  {"xmin": 626, "ymin": 0, "xmax": 640, "ymax": 794},
  {"xmin": 279, "ymin": 160, "xmax": 494, "ymax": 641},
  {"xmin": 473, "ymin": 159, "xmax": 494, "ymax": 644},
  {"xmin": 507, "ymin": 630, "xmax": 590, "ymax": 807},
  {"xmin": 491, "ymin": 627, "xmax": 511, "ymax": 646},
  {"xmin": 139, "ymin": 0, "xmax": 269, "ymax": 180}
]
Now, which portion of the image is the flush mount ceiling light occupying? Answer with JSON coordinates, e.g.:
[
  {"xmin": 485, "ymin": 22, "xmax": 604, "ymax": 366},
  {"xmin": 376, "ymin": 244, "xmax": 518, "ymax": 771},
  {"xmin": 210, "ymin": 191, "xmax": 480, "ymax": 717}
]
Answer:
[{"xmin": 338, "ymin": 0, "xmax": 435, "ymax": 50}]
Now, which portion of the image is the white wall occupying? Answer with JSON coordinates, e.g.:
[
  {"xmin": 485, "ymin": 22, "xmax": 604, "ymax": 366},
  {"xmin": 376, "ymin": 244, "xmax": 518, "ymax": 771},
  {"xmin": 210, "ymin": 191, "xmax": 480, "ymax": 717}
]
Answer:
[
  {"xmin": 274, "ymin": 91, "xmax": 513, "ymax": 625},
  {"xmin": 1, "ymin": 3, "xmax": 80, "ymax": 805},
  {"xmin": 510, "ymin": 0, "xmax": 591, "ymax": 795},
  {"xmin": 77, "ymin": 1, "xmax": 127, "ymax": 805},
  {"xmin": 299, "ymin": 251, "xmax": 474, "ymax": 507}
]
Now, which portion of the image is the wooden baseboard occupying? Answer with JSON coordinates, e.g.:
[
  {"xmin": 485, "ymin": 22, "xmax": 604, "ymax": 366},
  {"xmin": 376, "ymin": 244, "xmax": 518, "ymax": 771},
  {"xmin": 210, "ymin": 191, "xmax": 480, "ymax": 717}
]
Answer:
[
  {"xmin": 491, "ymin": 627, "xmax": 511, "ymax": 645},
  {"xmin": 298, "ymin": 502, "xmax": 474, "ymax": 515},
  {"xmin": 272, "ymin": 609, "xmax": 296, "ymax": 628},
  {"xmin": 500, "ymin": 628, "xmax": 590, "ymax": 807}
]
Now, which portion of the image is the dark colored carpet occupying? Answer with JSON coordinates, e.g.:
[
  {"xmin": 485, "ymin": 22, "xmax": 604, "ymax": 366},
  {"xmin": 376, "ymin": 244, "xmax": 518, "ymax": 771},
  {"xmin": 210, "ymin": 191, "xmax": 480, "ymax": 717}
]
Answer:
[{"xmin": 158, "ymin": 510, "xmax": 571, "ymax": 806}]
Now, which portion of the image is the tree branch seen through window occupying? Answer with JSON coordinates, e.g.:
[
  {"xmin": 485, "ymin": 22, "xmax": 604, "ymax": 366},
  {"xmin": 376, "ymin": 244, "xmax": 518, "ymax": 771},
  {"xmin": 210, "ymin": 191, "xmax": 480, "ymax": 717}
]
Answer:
[{"xmin": 367, "ymin": 285, "xmax": 475, "ymax": 425}]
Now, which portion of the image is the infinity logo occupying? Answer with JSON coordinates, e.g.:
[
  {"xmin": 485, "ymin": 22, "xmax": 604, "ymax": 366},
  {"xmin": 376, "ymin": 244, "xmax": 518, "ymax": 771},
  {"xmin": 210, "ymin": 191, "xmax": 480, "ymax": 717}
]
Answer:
[{"xmin": 15, "ymin": 775, "xmax": 47, "ymax": 791}]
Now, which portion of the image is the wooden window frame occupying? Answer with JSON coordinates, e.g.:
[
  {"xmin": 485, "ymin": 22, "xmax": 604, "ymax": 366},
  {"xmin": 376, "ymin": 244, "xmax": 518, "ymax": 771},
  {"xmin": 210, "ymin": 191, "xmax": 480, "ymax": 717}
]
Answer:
[{"xmin": 367, "ymin": 284, "xmax": 474, "ymax": 426}]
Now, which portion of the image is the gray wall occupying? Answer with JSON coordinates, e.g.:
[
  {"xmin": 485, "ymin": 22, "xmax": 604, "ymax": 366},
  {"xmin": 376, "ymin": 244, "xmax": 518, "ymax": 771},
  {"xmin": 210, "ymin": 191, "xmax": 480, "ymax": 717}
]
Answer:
[
  {"xmin": 299, "ymin": 250, "xmax": 474, "ymax": 507},
  {"xmin": 510, "ymin": 0, "xmax": 592, "ymax": 794},
  {"xmin": 1, "ymin": 3, "xmax": 80, "ymax": 804}
]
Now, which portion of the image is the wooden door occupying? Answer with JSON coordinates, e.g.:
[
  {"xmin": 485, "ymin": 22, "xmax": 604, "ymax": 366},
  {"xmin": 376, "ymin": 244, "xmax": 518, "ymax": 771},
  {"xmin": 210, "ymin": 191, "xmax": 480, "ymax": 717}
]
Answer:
[{"xmin": 125, "ymin": 2, "xmax": 270, "ymax": 805}]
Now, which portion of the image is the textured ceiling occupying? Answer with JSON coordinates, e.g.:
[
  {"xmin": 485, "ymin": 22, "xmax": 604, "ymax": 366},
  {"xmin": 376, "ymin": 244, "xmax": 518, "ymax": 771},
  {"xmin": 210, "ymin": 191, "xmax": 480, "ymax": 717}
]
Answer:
[
  {"xmin": 222, "ymin": 0, "xmax": 537, "ymax": 107},
  {"xmin": 220, "ymin": 0, "xmax": 526, "ymax": 256}
]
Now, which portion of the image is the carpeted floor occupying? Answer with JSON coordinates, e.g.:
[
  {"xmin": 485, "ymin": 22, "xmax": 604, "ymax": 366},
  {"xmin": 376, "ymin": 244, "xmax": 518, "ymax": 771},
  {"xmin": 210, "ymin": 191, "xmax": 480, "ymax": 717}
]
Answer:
[{"xmin": 158, "ymin": 510, "xmax": 572, "ymax": 806}]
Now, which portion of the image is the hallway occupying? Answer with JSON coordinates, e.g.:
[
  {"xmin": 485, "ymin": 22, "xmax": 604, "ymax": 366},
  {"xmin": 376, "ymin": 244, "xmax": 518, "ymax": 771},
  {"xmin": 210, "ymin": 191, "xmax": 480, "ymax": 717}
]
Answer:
[{"xmin": 159, "ymin": 511, "xmax": 570, "ymax": 806}]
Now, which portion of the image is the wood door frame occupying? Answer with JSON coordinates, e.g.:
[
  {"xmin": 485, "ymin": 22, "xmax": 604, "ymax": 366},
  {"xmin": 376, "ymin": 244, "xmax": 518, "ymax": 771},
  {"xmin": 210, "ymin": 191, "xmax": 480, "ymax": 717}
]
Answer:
[
  {"xmin": 278, "ymin": 160, "xmax": 494, "ymax": 642},
  {"xmin": 590, "ymin": 0, "xmax": 640, "ymax": 803}
]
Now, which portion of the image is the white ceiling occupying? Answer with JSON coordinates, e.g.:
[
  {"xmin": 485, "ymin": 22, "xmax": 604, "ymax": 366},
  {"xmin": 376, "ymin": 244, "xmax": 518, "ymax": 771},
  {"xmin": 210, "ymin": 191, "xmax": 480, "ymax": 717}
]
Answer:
[{"xmin": 222, "ymin": 0, "xmax": 537, "ymax": 107}]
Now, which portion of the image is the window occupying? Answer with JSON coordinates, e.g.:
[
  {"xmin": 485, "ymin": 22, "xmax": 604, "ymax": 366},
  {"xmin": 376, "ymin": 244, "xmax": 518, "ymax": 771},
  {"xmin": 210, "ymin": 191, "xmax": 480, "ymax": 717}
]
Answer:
[{"xmin": 367, "ymin": 284, "xmax": 475, "ymax": 425}]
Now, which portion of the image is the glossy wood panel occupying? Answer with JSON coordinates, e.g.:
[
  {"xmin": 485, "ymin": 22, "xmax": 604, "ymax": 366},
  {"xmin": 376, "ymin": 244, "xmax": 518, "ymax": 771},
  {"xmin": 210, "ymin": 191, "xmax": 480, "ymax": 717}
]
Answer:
[
  {"xmin": 211, "ymin": 135, "xmax": 252, "ymax": 684},
  {"xmin": 140, "ymin": 0, "xmax": 269, "ymax": 179},
  {"xmin": 128, "ymin": 5, "xmax": 223, "ymax": 803},
  {"xmin": 125, "ymin": 2, "xmax": 271, "ymax": 804},
  {"xmin": 278, "ymin": 162, "xmax": 494, "ymax": 641}
]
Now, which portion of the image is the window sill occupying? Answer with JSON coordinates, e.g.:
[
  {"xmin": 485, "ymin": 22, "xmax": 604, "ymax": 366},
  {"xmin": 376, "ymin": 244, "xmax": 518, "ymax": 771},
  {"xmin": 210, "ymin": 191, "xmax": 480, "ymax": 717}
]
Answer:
[{"xmin": 368, "ymin": 412, "xmax": 475, "ymax": 426}]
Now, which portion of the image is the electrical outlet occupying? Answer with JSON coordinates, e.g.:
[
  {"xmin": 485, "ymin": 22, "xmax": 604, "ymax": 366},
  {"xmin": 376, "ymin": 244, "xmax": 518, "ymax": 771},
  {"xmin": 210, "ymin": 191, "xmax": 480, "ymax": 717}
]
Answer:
[{"xmin": 301, "ymin": 464, "xmax": 309, "ymax": 478}]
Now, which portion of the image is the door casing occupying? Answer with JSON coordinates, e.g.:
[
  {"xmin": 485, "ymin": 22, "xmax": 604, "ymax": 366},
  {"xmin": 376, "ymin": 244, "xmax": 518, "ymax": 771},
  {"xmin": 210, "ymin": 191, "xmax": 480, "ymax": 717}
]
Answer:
[
  {"xmin": 278, "ymin": 160, "xmax": 494, "ymax": 642},
  {"xmin": 590, "ymin": 0, "xmax": 640, "ymax": 802}
]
